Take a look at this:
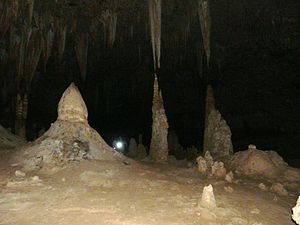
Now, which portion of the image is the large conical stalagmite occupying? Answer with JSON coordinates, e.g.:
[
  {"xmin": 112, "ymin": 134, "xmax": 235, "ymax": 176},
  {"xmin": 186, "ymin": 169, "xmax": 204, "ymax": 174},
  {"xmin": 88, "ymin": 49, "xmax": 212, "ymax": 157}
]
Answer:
[
  {"xmin": 13, "ymin": 83, "xmax": 124, "ymax": 171},
  {"xmin": 149, "ymin": 75, "xmax": 169, "ymax": 162},
  {"xmin": 203, "ymin": 85, "xmax": 233, "ymax": 159}
]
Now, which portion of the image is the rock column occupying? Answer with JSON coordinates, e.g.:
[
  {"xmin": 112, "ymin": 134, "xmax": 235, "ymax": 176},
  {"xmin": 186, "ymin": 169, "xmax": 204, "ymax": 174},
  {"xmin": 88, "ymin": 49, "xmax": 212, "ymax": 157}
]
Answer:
[{"xmin": 149, "ymin": 75, "xmax": 169, "ymax": 162}]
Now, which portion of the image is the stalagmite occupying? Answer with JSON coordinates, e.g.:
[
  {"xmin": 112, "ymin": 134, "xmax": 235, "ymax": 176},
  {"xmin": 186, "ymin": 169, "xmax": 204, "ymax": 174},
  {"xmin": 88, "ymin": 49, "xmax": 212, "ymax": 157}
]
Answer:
[
  {"xmin": 13, "ymin": 83, "xmax": 124, "ymax": 171},
  {"xmin": 148, "ymin": 0, "xmax": 161, "ymax": 70},
  {"xmin": 197, "ymin": 0, "xmax": 211, "ymax": 66},
  {"xmin": 203, "ymin": 85, "xmax": 233, "ymax": 159},
  {"xmin": 200, "ymin": 184, "xmax": 216, "ymax": 208},
  {"xmin": 149, "ymin": 75, "xmax": 169, "ymax": 162}
]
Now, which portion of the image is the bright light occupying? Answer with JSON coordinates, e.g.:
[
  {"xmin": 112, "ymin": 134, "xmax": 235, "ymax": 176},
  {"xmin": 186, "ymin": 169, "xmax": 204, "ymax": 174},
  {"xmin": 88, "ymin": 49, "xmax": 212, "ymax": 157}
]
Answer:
[{"xmin": 116, "ymin": 141, "xmax": 123, "ymax": 149}]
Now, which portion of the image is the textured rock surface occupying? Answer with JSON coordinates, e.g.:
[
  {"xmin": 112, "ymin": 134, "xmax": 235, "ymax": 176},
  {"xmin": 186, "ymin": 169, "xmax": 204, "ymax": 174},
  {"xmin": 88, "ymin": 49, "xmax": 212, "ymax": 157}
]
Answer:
[
  {"xmin": 0, "ymin": 125, "xmax": 25, "ymax": 148},
  {"xmin": 149, "ymin": 76, "xmax": 169, "ymax": 162},
  {"xmin": 204, "ymin": 109, "xmax": 233, "ymax": 159},
  {"xmin": 12, "ymin": 83, "xmax": 124, "ymax": 171},
  {"xmin": 211, "ymin": 161, "xmax": 227, "ymax": 178},
  {"xmin": 203, "ymin": 85, "xmax": 233, "ymax": 159},
  {"xmin": 200, "ymin": 184, "xmax": 216, "ymax": 208},
  {"xmin": 229, "ymin": 144, "xmax": 287, "ymax": 179},
  {"xmin": 292, "ymin": 197, "xmax": 300, "ymax": 224},
  {"xmin": 136, "ymin": 144, "xmax": 147, "ymax": 160},
  {"xmin": 57, "ymin": 83, "xmax": 88, "ymax": 123},
  {"xmin": 271, "ymin": 183, "xmax": 288, "ymax": 196}
]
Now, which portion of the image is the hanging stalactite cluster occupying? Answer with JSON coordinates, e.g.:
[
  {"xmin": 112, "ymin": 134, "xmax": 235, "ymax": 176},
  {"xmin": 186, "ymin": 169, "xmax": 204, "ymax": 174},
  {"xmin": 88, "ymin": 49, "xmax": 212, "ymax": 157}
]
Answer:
[
  {"xmin": 148, "ymin": 0, "xmax": 161, "ymax": 71},
  {"xmin": 197, "ymin": 0, "xmax": 211, "ymax": 67}
]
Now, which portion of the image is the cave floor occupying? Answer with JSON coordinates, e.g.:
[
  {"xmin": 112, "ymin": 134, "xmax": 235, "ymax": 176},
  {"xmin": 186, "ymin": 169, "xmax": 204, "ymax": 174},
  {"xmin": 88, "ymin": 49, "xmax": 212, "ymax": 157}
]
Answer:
[{"xmin": 0, "ymin": 151, "xmax": 298, "ymax": 225}]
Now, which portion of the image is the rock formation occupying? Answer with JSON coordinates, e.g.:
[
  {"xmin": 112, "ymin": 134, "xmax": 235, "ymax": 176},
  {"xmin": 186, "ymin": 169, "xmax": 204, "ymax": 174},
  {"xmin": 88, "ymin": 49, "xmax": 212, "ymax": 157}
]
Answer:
[
  {"xmin": 229, "ymin": 144, "xmax": 287, "ymax": 179},
  {"xmin": 292, "ymin": 197, "xmax": 300, "ymax": 224},
  {"xmin": 200, "ymin": 184, "xmax": 216, "ymax": 208},
  {"xmin": 13, "ymin": 83, "xmax": 124, "ymax": 171},
  {"xmin": 149, "ymin": 75, "xmax": 169, "ymax": 162},
  {"xmin": 203, "ymin": 85, "xmax": 233, "ymax": 159},
  {"xmin": 127, "ymin": 138, "xmax": 138, "ymax": 158},
  {"xmin": 136, "ymin": 144, "xmax": 147, "ymax": 160}
]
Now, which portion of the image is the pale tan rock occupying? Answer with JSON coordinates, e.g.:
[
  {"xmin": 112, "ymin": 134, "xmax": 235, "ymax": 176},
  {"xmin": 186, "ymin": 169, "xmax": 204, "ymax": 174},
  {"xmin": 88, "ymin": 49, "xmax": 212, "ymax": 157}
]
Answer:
[
  {"xmin": 196, "ymin": 156, "xmax": 208, "ymax": 174},
  {"xmin": 258, "ymin": 183, "xmax": 268, "ymax": 191},
  {"xmin": 200, "ymin": 184, "xmax": 216, "ymax": 208},
  {"xmin": 271, "ymin": 183, "xmax": 288, "ymax": 196},
  {"xmin": 15, "ymin": 170, "xmax": 26, "ymax": 177},
  {"xmin": 204, "ymin": 151, "xmax": 214, "ymax": 168},
  {"xmin": 211, "ymin": 161, "xmax": 227, "ymax": 178},
  {"xmin": 225, "ymin": 171, "xmax": 234, "ymax": 183},
  {"xmin": 292, "ymin": 196, "xmax": 300, "ymax": 224},
  {"xmin": 57, "ymin": 83, "xmax": 88, "ymax": 123},
  {"xmin": 224, "ymin": 186, "xmax": 234, "ymax": 193}
]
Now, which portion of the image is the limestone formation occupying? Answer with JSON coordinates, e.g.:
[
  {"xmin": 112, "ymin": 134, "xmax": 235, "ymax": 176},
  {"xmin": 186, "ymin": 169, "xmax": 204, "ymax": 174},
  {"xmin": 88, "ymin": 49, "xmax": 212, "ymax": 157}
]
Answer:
[
  {"xmin": 57, "ymin": 83, "xmax": 88, "ymax": 123},
  {"xmin": 136, "ymin": 144, "xmax": 147, "ymax": 160},
  {"xmin": 200, "ymin": 184, "xmax": 216, "ymax": 208},
  {"xmin": 12, "ymin": 83, "xmax": 123, "ymax": 171},
  {"xmin": 225, "ymin": 171, "xmax": 234, "ymax": 183},
  {"xmin": 271, "ymin": 183, "xmax": 288, "ymax": 196},
  {"xmin": 292, "ymin": 196, "xmax": 300, "ymax": 224},
  {"xmin": 128, "ymin": 138, "xmax": 138, "ymax": 158},
  {"xmin": 203, "ymin": 85, "xmax": 233, "ymax": 159},
  {"xmin": 211, "ymin": 161, "xmax": 227, "ymax": 178},
  {"xmin": 149, "ymin": 75, "xmax": 169, "ymax": 162},
  {"xmin": 196, "ymin": 156, "xmax": 208, "ymax": 174},
  {"xmin": 229, "ymin": 144, "xmax": 288, "ymax": 179}
]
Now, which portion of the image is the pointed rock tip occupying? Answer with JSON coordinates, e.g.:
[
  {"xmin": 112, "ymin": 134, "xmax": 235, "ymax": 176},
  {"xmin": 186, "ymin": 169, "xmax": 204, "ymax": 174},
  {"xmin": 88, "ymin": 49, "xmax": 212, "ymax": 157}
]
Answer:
[{"xmin": 57, "ymin": 82, "xmax": 88, "ymax": 123}]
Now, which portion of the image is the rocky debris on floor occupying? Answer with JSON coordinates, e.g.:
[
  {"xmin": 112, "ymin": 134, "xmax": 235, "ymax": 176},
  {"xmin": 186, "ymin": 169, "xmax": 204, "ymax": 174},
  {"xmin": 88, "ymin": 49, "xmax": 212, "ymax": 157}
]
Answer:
[
  {"xmin": 6, "ymin": 175, "xmax": 42, "ymax": 187},
  {"xmin": 271, "ymin": 183, "xmax": 288, "ymax": 196},
  {"xmin": 224, "ymin": 186, "xmax": 234, "ymax": 193},
  {"xmin": 258, "ymin": 183, "xmax": 268, "ymax": 191},
  {"xmin": 15, "ymin": 170, "xmax": 26, "ymax": 177},
  {"xmin": 225, "ymin": 171, "xmax": 234, "ymax": 183},
  {"xmin": 197, "ymin": 151, "xmax": 231, "ymax": 182},
  {"xmin": 292, "ymin": 196, "xmax": 300, "ymax": 224},
  {"xmin": 12, "ymin": 83, "xmax": 125, "ymax": 171},
  {"xmin": 0, "ymin": 125, "xmax": 25, "ymax": 149}
]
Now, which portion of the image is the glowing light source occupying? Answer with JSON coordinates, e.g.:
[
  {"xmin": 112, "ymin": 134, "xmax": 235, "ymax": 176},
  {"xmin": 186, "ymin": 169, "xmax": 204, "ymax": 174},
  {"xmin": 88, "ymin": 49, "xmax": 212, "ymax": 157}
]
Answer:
[{"xmin": 116, "ymin": 141, "xmax": 123, "ymax": 149}]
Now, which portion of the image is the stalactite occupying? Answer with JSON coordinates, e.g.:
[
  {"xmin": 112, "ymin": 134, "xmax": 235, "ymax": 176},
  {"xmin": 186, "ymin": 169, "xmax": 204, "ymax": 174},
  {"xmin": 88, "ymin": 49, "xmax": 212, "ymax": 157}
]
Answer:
[
  {"xmin": 27, "ymin": 0, "xmax": 35, "ymax": 25},
  {"xmin": 198, "ymin": 0, "xmax": 211, "ymax": 67},
  {"xmin": 56, "ymin": 21, "xmax": 67, "ymax": 59},
  {"xmin": 100, "ymin": 9, "xmax": 118, "ymax": 48},
  {"xmin": 149, "ymin": 75, "xmax": 169, "ymax": 162},
  {"xmin": 0, "ymin": 0, "xmax": 18, "ymax": 38},
  {"xmin": 75, "ymin": 33, "xmax": 89, "ymax": 81},
  {"xmin": 148, "ymin": 0, "xmax": 161, "ymax": 70}
]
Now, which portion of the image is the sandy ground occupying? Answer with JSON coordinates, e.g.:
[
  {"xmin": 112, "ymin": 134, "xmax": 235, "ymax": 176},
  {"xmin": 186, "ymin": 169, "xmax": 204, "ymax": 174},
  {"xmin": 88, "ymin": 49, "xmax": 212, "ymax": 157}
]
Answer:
[{"xmin": 0, "ymin": 149, "xmax": 298, "ymax": 225}]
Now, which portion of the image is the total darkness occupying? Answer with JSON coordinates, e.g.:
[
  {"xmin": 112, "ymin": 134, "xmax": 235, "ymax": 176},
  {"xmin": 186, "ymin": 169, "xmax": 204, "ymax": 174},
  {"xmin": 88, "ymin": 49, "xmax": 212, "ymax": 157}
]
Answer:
[{"xmin": 0, "ymin": 0, "xmax": 299, "ymax": 166}]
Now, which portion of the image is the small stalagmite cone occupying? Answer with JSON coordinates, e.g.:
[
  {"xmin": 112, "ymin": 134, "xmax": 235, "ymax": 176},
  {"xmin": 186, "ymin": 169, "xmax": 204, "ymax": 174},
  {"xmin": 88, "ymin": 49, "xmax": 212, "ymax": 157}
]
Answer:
[{"xmin": 201, "ymin": 184, "xmax": 216, "ymax": 208}]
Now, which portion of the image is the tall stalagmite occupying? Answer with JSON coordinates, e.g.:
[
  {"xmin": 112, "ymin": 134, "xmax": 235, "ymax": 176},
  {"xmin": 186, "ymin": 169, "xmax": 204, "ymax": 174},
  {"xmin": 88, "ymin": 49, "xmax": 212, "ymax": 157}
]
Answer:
[
  {"xmin": 149, "ymin": 75, "xmax": 169, "ymax": 162},
  {"xmin": 203, "ymin": 85, "xmax": 233, "ymax": 159}
]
